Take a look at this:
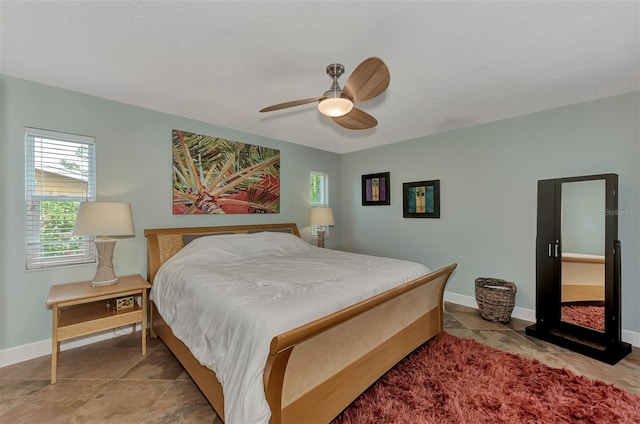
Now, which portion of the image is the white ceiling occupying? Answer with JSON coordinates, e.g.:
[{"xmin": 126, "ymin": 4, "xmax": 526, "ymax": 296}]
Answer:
[{"xmin": 1, "ymin": 1, "xmax": 638, "ymax": 154}]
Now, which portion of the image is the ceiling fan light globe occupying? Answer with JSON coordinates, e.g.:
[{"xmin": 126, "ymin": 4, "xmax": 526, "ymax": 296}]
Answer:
[{"xmin": 318, "ymin": 97, "xmax": 353, "ymax": 117}]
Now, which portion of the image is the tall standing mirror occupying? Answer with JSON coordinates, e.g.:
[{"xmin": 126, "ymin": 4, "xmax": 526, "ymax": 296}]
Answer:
[
  {"xmin": 525, "ymin": 173, "xmax": 631, "ymax": 364},
  {"xmin": 560, "ymin": 179, "xmax": 605, "ymax": 332}
]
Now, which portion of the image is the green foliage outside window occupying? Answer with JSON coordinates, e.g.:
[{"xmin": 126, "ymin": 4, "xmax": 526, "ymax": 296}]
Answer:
[
  {"xmin": 40, "ymin": 200, "xmax": 82, "ymax": 256},
  {"xmin": 310, "ymin": 174, "xmax": 324, "ymax": 204}
]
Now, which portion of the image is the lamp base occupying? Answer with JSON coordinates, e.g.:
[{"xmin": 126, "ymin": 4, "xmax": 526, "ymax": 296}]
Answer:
[
  {"xmin": 317, "ymin": 229, "xmax": 326, "ymax": 248},
  {"xmin": 91, "ymin": 239, "xmax": 119, "ymax": 287}
]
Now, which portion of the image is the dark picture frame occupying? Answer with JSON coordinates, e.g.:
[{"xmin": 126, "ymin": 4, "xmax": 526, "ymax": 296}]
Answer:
[
  {"xmin": 362, "ymin": 172, "xmax": 391, "ymax": 206},
  {"xmin": 403, "ymin": 180, "xmax": 440, "ymax": 218}
]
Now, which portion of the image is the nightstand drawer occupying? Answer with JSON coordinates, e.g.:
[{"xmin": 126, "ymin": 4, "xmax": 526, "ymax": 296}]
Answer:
[{"xmin": 57, "ymin": 301, "xmax": 143, "ymax": 341}]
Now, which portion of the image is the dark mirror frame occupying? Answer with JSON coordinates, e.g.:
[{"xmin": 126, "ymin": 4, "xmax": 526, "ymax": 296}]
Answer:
[{"xmin": 525, "ymin": 173, "xmax": 631, "ymax": 364}]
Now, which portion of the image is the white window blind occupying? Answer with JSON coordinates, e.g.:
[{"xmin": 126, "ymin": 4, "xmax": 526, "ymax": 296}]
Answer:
[
  {"xmin": 25, "ymin": 128, "xmax": 96, "ymax": 270},
  {"xmin": 310, "ymin": 170, "xmax": 329, "ymax": 236}
]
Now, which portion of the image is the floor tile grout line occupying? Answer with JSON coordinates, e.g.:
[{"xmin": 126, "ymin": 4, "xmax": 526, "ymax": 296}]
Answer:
[
  {"xmin": 135, "ymin": 379, "xmax": 182, "ymax": 424},
  {"xmin": 67, "ymin": 377, "xmax": 121, "ymax": 421}
]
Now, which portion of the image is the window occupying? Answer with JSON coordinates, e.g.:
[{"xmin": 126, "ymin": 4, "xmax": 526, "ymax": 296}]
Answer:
[
  {"xmin": 25, "ymin": 128, "xmax": 96, "ymax": 270},
  {"xmin": 310, "ymin": 170, "xmax": 329, "ymax": 236}
]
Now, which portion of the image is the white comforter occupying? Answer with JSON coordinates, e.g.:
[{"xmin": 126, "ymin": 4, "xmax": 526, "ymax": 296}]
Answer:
[{"xmin": 151, "ymin": 231, "xmax": 430, "ymax": 424}]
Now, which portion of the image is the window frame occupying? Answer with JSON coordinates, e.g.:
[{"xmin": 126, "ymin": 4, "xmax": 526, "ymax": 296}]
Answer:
[
  {"xmin": 310, "ymin": 170, "xmax": 329, "ymax": 236},
  {"xmin": 25, "ymin": 127, "xmax": 97, "ymax": 270}
]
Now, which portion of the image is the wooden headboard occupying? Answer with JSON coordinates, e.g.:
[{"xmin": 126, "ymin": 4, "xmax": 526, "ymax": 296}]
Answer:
[{"xmin": 144, "ymin": 223, "xmax": 301, "ymax": 283}]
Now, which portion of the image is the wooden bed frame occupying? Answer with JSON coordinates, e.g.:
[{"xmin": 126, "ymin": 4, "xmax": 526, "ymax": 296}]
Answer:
[{"xmin": 145, "ymin": 223, "xmax": 456, "ymax": 424}]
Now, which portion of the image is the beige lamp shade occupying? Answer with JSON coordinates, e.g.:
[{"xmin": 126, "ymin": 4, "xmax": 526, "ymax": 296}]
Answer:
[
  {"xmin": 310, "ymin": 207, "xmax": 334, "ymax": 248},
  {"xmin": 73, "ymin": 202, "xmax": 135, "ymax": 237},
  {"xmin": 309, "ymin": 207, "xmax": 335, "ymax": 226},
  {"xmin": 73, "ymin": 202, "xmax": 134, "ymax": 286}
]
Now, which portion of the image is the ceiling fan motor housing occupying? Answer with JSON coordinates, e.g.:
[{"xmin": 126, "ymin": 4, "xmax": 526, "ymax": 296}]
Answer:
[
  {"xmin": 324, "ymin": 63, "xmax": 348, "ymax": 98},
  {"xmin": 326, "ymin": 63, "xmax": 345, "ymax": 78}
]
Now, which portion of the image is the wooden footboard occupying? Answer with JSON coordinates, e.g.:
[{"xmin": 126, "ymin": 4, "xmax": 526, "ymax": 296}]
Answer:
[
  {"xmin": 145, "ymin": 224, "xmax": 456, "ymax": 424},
  {"xmin": 266, "ymin": 263, "xmax": 456, "ymax": 423}
]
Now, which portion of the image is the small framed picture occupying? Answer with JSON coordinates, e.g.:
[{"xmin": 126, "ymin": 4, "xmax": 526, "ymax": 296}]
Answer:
[
  {"xmin": 362, "ymin": 172, "xmax": 390, "ymax": 206},
  {"xmin": 403, "ymin": 180, "xmax": 440, "ymax": 218},
  {"xmin": 116, "ymin": 295, "xmax": 135, "ymax": 311}
]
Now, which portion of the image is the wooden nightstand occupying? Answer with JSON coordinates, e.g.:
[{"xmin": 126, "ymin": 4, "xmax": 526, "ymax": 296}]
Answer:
[{"xmin": 46, "ymin": 274, "xmax": 151, "ymax": 384}]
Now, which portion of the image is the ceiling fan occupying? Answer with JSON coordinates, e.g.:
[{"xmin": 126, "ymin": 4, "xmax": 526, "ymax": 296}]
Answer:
[{"xmin": 259, "ymin": 57, "xmax": 390, "ymax": 130}]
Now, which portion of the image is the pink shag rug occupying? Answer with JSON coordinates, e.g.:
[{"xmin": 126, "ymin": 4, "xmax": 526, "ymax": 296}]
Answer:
[
  {"xmin": 561, "ymin": 305, "xmax": 605, "ymax": 332},
  {"xmin": 332, "ymin": 333, "xmax": 640, "ymax": 424}
]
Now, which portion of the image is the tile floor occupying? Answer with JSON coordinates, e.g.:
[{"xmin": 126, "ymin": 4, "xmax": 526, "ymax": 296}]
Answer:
[{"xmin": 1, "ymin": 302, "xmax": 638, "ymax": 423}]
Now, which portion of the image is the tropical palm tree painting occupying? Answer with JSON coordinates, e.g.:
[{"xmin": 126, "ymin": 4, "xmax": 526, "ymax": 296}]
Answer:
[{"xmin": 172, "ymin": 129, "xmax": 280, "ymax": 214}]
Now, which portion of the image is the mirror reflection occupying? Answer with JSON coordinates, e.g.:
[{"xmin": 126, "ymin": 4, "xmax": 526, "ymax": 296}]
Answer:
[{"xmin": 560, "ymin": 180, "xmax": 605, "ymax": 332}]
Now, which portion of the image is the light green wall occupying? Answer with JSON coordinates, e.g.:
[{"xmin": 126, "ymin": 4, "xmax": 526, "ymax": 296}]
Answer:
[
  {"xmin": 0, "ymin": 75, "xmax": 341, "ymax": 350},
  {"xmin": 341, "ymin": 91, "xmax": 640, "ymax": 334}
]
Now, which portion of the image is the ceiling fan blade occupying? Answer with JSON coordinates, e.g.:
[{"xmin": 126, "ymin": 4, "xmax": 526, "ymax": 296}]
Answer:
[
  {"xmin": 259, "ymin": 96, "xmax": 325, "ymax": 112},
  {"xmin": 342, "ymin": 57, "xmax": 390, "ymax": 103},
  {"xmin": 332, "ymin": 108, "xmax": 378, "ymax": 130}
]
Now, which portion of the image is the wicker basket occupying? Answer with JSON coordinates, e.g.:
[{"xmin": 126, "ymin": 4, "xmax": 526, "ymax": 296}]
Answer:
[{"xmin": 475, "ymin": 277, "xmax": 517, "ymax": 323}]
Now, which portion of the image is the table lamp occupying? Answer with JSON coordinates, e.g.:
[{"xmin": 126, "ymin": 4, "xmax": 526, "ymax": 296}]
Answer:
[
  {"xmin": 73, "ymin": 202, "xmax": 135, "ymax": 286},
  {"xmin": 310, "ymin": 207, "xmax": 334, "ymax": 248}
]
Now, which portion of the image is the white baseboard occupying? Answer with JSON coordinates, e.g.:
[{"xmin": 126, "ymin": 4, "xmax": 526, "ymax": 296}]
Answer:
[
  {"xmin": 623, "ymin": 329, "xmax": 640, "ymax": 348},
  {"xmin": 444, "ymin": 291, "xmax": 536, "ymax": 322},
  {"xmin": 443, "ymin": 291, "xmax": 639, "ymax": 347},
  {"xmin": 0, "ymin": 324, "xmax": 140, "ymax": 368}
]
